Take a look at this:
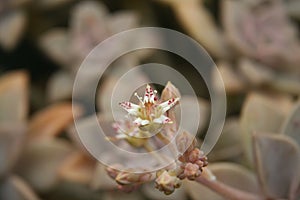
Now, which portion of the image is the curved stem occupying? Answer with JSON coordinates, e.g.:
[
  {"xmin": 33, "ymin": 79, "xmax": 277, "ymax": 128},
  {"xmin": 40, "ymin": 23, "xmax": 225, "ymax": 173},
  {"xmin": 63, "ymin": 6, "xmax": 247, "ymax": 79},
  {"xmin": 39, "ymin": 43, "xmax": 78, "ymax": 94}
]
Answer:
[{"xmin": 195, "ymin": 176, "xmax": 262, "ymax": 200}]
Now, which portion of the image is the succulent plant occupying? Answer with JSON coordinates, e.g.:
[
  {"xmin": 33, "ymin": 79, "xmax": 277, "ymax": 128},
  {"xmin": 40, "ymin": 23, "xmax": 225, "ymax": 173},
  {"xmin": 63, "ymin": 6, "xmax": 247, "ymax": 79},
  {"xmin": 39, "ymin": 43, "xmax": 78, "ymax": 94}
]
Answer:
[{"xmin": 0, "ymin": 70, "xmax": 40, "ymax": 200}]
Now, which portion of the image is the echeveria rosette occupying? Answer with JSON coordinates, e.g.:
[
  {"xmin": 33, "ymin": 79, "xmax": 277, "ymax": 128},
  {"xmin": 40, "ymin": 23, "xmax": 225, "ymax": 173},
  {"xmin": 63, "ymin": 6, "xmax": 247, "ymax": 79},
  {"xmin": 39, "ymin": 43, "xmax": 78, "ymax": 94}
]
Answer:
[{"xmin": 223, "ymin": 0, "xmax": 300, "ymax": 72}]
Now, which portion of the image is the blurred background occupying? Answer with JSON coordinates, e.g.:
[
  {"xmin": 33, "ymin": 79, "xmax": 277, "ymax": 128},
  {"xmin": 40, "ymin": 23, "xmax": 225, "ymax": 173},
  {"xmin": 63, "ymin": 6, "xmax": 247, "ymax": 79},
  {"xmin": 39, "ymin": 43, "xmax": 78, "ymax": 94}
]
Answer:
[{"xmin": 1, "ymin": 0, "xmax": 300, "ymax": 199}]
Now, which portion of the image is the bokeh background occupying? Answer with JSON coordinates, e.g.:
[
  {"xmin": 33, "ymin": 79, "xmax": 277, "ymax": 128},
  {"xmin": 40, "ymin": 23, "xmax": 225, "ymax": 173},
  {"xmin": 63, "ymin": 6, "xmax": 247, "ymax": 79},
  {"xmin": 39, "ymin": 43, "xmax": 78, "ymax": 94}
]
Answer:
[{"xmin": 1, "ymin": 0, "xmax": 300, "ymax": 200}]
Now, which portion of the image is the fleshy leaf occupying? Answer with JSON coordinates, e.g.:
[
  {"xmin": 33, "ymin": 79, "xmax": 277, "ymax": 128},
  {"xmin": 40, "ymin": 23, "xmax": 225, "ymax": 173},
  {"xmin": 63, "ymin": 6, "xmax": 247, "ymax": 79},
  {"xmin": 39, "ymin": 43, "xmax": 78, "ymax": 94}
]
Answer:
[
  {"xmin": 253, "ymin": 133, "xmax": 300, "ymax": 199},
  {"xmin": 282, "ymin": 101, "xmax": 300, "ymax": 146},
  {"xmin": 0, "ymin": 10, "xmax": 26, "ymax": 50},
  {"xmin": 28, "ymin": 102, "xmax": 82, "ymax": 140},
  {"xmin": 39, "ymin": 29, "xmax": 70, "ymax": 67},
  {"xmin": 240, "ymin": 92, "xmax": 291, "ymax": 165},
  {"xmin": 0, "ymin": 123, "xmax": 26, "ymax": 178},
  {"xmin": 170, "ymin": 0, "xmax": 230, "ymax": 58},
  {"xmin": 58, "ymin": 151, "xmax": 96, "ymax": 185},
  {"xmin": 185, "ymin": 163, "xmax": 259, "ymax": 200},
  {"xmin": 15, "ymin": 139, "xmax": 73, "ymax": 192},
  {"xmin": 0, "ymin": 70, "xmax": 28, "ymax": 123},
  {"xmin": 209, "ymin": 118, "xmax": 243, "ymax": 161},
  {"xmin": 46, "ymin": 70, "xmax": 74, "ymax": 101}
]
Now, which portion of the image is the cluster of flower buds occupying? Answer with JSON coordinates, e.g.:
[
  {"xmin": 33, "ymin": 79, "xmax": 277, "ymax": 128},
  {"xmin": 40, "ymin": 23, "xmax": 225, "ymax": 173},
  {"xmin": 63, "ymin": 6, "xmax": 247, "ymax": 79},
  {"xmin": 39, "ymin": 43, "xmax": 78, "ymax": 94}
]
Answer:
[
  {"xmin": 154, "ymin": 146, "xmax": 208, "ymax": 194},
  {"xmin": 106, "ymin": 166, "xmax": 156, "ymax": 192},
  {"xmin": 177, "ymin": 147, "xmax": 208, "ymax": 180}
]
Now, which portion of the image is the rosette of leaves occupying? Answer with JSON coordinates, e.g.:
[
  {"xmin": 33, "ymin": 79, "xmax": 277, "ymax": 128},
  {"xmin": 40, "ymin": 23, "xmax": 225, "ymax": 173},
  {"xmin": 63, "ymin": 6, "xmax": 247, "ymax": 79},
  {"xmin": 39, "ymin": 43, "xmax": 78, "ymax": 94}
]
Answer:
[
  {"xmin": 239, "ymin": 92, "xmax": 300, "ymax": 199},
  {"xmin": 0, "ymin": 0, "xmax": 29, "ymax": 50},
  {"xmin": 0, "ymin": 70, "xmax": 105, "ymax": 199},
  {"xmin": 39, "ymin": 1, "xmax": 155, "ymax": 102},
  {"xmin": 184, "ymin": 92, "xmax": 300, "ymax": 200},
  {"xmin": 222, "ymin": 0, "xmax": 300, "ymax": 72}
]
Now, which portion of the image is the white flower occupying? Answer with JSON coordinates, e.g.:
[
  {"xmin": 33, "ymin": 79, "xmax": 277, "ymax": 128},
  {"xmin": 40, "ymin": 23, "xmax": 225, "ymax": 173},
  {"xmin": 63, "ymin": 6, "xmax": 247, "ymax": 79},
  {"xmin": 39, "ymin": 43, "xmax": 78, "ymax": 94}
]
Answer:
[{"xmin": 119, "ymin": 84, "xmax": 180, "ymax": 127}]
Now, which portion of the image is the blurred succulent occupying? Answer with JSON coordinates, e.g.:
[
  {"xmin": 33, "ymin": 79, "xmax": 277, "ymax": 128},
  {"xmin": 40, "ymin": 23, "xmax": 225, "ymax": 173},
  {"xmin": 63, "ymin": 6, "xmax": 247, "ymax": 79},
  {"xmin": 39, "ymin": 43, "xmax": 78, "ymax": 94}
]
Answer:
[
  {"xmin": 238, "ymin": 92, "xmax": 300, "ymax": 199},
  {"xmin": 181, "ymin": 92, "xmax": 300, "ymax": 200},
  {"xmin": 0, "ymin": 70, "xmax": 40, "ymax": 200},
  {"xmin": 155, "ymin": 0, "xmax": 231, "ymax": 59},
  {"xmin": 0, "ymin": 70, "xmax": 113, "ymax": 200},
  {"xmin": 214, "ymin": 58, "xmax": 300, "ymax": 100},
  {"xmin": 223, "ymin": 0, "xmax": 300, "ymax": 72},
  {"xmin": 39, "ymin": 1, "xmax": 153, "ymax": 102},
  {"xmin": 0, "ymin": 0, "xmax": 29, "ymax": 50}
]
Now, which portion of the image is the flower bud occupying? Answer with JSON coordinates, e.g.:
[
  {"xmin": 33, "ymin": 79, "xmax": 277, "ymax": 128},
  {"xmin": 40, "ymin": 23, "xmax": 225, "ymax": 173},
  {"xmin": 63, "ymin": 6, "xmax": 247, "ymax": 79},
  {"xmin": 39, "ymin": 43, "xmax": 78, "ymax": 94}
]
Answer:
[
  {"xmin": 183, "ymin": 163, "xmax": 201, "ymax": 180},
  {"xmin": 155, "ymin": 170, "xmax": 181, "ymax": 195},
  {"xmin": 115, "ymin": 171, "xmax": 155, "ymax": 185}
]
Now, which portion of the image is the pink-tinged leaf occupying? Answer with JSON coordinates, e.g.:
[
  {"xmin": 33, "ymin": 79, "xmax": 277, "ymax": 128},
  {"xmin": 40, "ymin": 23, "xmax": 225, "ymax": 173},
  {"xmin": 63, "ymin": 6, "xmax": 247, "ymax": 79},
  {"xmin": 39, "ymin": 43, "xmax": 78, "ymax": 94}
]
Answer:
[
  {"xmin": 0, "ymin": 123, "xmax": 26, "ymax": 178},
  {"xmin": 0, "ymin": 10, "xmax": 26, "ymax": 50},
  {"xmin": 253, "ymin": 133, "xmax": 300, "ymax": 199},
  {"xmin": 0, "ymin": 70, "xmax": 28, "ymax": 123},
  {"xmin": 209, "ymin": 118, "xmax": 243, "ymax": 161},
  {"xmin": 240, "ymin": 92, "xmax": 290, "ymax": 166},
  {"xmin": 69, "ymin": 1, "xmax": 109, "ymax": 62},
  {"xmin": 222, "ymin": 0, "xmax": 300, "ymax": 71},
  {"xmin": 28, "ymin": 102, "xmax": 82, "ymax": 140},
  {"xmin": 58, "ymin": 151, "xmax": 96, "ymax": 185},
  {"xmin": 282, "ymin": 101, "xmax": 300, "ymax": 146}
]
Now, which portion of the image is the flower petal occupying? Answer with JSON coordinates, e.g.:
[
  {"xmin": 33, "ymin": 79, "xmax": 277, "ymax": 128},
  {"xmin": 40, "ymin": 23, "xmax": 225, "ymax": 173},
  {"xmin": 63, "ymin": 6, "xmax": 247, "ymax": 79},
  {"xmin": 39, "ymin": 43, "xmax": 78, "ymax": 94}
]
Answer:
[
  {"xmin": 133, "ymin": 118, "xmax": 149, "ymax": 126},
  {"xmin": 143, "ymin": 84, "xmax": 157, "ymax": 104},
  {"xmin": 153, "ymin": 115, "xmax": 172, "ymax": 124},
  {"xmin": 159, "ymin": 98, "xmax": 180, "ymax": 113},
  {"xmin": 119, "ymin": 102, "xmax": 140, "ymax": 116}
]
